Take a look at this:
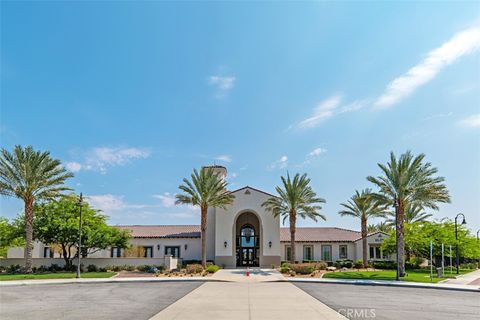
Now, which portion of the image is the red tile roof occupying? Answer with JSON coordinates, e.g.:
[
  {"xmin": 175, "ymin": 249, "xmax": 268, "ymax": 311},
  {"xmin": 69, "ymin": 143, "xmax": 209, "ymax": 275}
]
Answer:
[
  {"xmin": 280, "ymin": 227, "xmax": 361, "ymax": 242},
  {"xmin": 116, "ymin": 225, "xmax": 201, "ymax": 238},
  {"xmin": 115, "ymin": 225, "xmax": 361, "ymax": 242}
]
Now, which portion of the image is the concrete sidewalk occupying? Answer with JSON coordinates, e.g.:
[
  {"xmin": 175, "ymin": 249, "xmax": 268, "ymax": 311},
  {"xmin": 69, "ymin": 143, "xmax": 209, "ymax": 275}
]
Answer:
[
  {"xmin": 287, "ymin": 277, "xmax": 480, "ymax": 292},
  {"xmin": 0, "ymin": 276, "xmax": 212, "ymax": 287},
  {"xmin": 211, "ymin": 268, "xmax": 285, "ymax": 282},
  {"xmin": 440, "ymin": 268, "xmax": 480, "ymax": 286},
  {"xmin": 150, "ymin": 281, "xmax": 347, "ymax": 320}
]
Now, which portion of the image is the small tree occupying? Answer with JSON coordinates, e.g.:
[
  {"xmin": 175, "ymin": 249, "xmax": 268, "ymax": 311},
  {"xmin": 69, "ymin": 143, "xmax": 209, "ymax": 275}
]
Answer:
[
  {"xmin": 262, "ymin": 173, "xmax": 325, "ymax": 263},
  {"xmin": 0, "ymin": 217, "xmax": 25, "ymax": 257},
  {"xmin": 34, "ymin": 196, "xmax": 131, "ymax": 269}
]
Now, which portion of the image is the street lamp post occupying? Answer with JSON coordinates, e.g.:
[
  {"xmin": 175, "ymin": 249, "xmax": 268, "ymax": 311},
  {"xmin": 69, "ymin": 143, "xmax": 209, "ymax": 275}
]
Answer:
[
  {"xmin": 454, "ymin": 213, "xmax": 466, "ymax": 275},
  {"xmin": 394, "ymin": 199, "xmax": 400, "ymax": 281},
  {"xmin": 76, "ymin": 193, "xmax": 83, "ymax": 279}
]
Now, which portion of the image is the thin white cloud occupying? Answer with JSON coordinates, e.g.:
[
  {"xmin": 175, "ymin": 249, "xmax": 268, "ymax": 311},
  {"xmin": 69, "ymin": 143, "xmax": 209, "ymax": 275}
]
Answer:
[
  {"xmin": 297, "ymin": 95, "xmax": 342, "ymax": 129},
  {"xmin": 66, "ymin": 161, "xmax": 82, "ymax": 172},
  {"xmin": 269, "ymin": 155, "xmax": 288, "ymax": 170},
  {"xmin": 215, "ymin": 155, "xmax": 232, "ymax": 163},
  {"xmin": 457, "ymin": 114, "xmax": 480, "ymax": 128},
  {"xmin": 152, "ymin": 192, "xmax": 176, "ymax": 208},
  {"xmin": 297, "ymin": 147, "xmax": 327, "ymax": 167},
  {"xmin": 375, "ymin": 25, "xmax": 480, "ymax": 108},
  {"xmin": 87, "ymin": 194, "xmax": 151, "ymax": 214},
  {"xmin": 208, "ymin": 75, "xmax": 236, "ymax": 98},
  {"xmin": 68, "ymin": 146, "xmax": 150, "ymax": 174}
]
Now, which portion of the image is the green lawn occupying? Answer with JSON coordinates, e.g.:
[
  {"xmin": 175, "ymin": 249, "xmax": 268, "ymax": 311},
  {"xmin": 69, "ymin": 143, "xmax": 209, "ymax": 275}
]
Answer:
[
  {"xmin": 323, "ymin": 269, "xmax": 473, "ymax": 283},
  {"xmin": 0, "ymin": 272, "xmax": 116, "ymax": 281}
]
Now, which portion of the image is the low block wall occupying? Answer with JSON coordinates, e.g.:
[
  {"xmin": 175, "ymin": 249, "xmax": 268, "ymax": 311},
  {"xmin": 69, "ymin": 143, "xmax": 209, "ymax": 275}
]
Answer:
[{"xmin": 0, "ymin": 258, "xmax": 168, "ymax": 268}]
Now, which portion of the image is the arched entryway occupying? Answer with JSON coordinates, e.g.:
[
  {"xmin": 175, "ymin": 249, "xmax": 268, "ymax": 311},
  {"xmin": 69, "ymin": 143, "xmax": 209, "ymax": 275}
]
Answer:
[{"xmin": 235, "ymin": 212, "xmax": 260, "ymax": 267}]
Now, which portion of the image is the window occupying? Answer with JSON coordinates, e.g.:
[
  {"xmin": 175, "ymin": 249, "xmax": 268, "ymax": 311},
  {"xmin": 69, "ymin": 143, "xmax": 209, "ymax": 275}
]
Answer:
[
  {"xmin": 43, "ymin": 247, "xmax": 54, "ymax": 258},
  {"xmin": 164, "ymin": 246, "xmax": 180, "ymax": 258},
  {"xmin": 321, "ymin": 245, "xmax": 332, "ymax": 261},
  {"xmin": 375, "ymin": 247, "xmax": 381, "ymax": 259},
  {"xmin": 285, "ymin": 245, "xmax": 291, "ymax": 261},
  {"xmin": 303, "ymin": 245, "xmax": 313, "ymax": 261},
  {"xmin": 144, "ymin": 246, "xmax": 154, "ymax": 258},
  {"xmin": 369, "ymin": 246, "xmax": 375, "ymax": 259},
  {"xmin": 111, "ymin": 247, "xmax": 122, "ymax": 258},
  {"xmin": 339, "ymin": 245, "xmax": 348, "ymax": 259}
]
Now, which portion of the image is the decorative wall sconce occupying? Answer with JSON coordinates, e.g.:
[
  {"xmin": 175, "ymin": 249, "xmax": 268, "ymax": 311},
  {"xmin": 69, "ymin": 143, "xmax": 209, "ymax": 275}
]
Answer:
[
  {"xmin": 184, "ymin": 244, "xmax": 188, "ymax": 250},
  {"xmin": 157, "ymin": 244, "xmax": 161, "ymax": 251},
  {"xmin": 224, "ymin": 241, "xmax": 227, "ymax": 248},
  {"xmin": 268, "ymin": 241, "xmax": 272, "ymax": 248}
]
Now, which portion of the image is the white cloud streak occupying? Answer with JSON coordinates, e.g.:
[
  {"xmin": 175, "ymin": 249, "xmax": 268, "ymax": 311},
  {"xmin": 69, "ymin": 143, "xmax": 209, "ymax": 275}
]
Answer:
[
  {"xmin": 268, "ymin": 155, "xmax": 288, "ymax": 170},
  {"xmin": 208, "ymin": 75, "xmax": 236, "ymax": 98},
  {"xmin": 215, "ymin": 155, "xmax": 232, "ymax": 163},
  {"xmin": 66, "ymin": 146, "xmax": 150, "ymax": 174},
  {"xmin": 297, "ymin": 95, "xmax": 342, "ymax": 129},
  {"xmin": 457, "ymin": 114, "xmax": 480, "ymax": 128},
  {"xmin": 375, "ymin": 25, "xmax": 480, "ymax": 108}
]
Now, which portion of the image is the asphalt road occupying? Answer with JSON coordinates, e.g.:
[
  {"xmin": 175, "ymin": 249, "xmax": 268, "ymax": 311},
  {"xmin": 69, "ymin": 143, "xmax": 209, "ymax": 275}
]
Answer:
[
  {"xmin": 294, "ymin": 282, "xmax": 480, "ymax": 320},
  {"xmin": 0, "ymin": 281, "xmax": 204, "ymax": 320}
]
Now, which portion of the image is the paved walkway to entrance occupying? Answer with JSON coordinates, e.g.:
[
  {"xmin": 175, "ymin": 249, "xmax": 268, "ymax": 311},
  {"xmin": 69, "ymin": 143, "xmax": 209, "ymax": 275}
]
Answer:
[
  {"xmin": 441, "ymin": 268, "xmax": 480, "ymax": 286},
  {"xmin": 150, "ymin": 268, "xmax": 346, "ymax": 320},
  {"xmin": 210, "ymin": 268, "xmax": 285, "ymax": 282}
]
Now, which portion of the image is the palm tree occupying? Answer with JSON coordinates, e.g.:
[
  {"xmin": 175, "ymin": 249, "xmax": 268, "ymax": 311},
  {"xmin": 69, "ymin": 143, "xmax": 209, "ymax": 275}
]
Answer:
[
  {"xmin": 262, "ymin": 173, "xmax": 325, "ymax": 263},
  {"xmin": 385, "ymin": 203, "xmax": 433, "ymax": 226},
  {"xmin": 367, "ymin": 221, "xmax": 392, "ymax": 234},
  {"xmin": 339, "ymin": 189, "xmax": 386, "ymax": 268},
  {"xmin": 367, "ymin": 151, "xmax": 450, "ymax": 276},
  {"xmin": 0, "ymin": 146, "xmax": 73, "ymax": 272},
  {"xmin": 175, "ymin": 167, "xmax": 234, "ymax": 267}
]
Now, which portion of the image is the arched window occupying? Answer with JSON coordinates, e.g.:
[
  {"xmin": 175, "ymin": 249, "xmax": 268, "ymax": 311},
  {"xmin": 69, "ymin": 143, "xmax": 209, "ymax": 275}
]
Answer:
[{"xmin": 240, "ymin": 225, "xmax": 255, "ymax": 247}]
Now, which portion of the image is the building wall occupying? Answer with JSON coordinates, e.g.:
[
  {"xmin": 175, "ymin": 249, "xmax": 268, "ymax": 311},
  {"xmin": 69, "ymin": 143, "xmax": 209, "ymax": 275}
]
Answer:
[
  {"xmin": 280, "ymin": 242, "xmax": 356, "ymax": 262},
  {"xmin": 355, "ymin": 232, "xmax": 391, "ymax": 261},
  {"xmin": 214, "ymin": 188, "xmax": 281, "ymax": 267},
  {"xmin": 7, "ymin": 238, "xmax": 202, "ymax": 261}
]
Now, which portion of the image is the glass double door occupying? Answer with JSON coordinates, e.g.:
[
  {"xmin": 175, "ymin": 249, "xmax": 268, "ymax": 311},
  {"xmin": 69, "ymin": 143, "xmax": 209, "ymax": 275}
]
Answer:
[{"xmin": 238, "ymin": 247, "xmax": 258, "ymax": 267}]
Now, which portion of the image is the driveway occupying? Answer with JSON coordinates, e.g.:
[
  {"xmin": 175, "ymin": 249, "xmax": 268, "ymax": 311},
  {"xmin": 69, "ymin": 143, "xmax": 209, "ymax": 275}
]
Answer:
[
  {"xmin": 0, "ymin": 281, "xmax": 204, "ymax": 320},
  {"xmin": 294, "ymin": 282, "xmax": 480, "ymax": 320}
]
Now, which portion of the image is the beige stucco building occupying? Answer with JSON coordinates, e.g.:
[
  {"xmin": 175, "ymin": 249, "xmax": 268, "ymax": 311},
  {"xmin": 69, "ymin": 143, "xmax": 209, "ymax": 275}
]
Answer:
[{"xmin": 3, "ymin": 166, "xmax": 390, "ymax": 268}]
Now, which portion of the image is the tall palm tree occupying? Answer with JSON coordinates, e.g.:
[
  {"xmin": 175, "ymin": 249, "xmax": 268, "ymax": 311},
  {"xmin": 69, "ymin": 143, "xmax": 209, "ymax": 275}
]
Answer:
[
  {"xmin": 385, "ymin": 203, "xmax": 433, "ymax": 226},
  {"xmin": 339, "ymin": 189, "xmax": 386, "ymax": 268},
  {"xmin": 367, "ymin": 151, "xmax": 450, "ymax": 276},
  {"xmin": 0, "ymin": 146, "xmax": 73, "ymax": 272},
  {"xmin": 262, "ymin": 173, "xmax": 325, "ymax": 263},
  {"xmin": 175, "ymin": 167, "xmax": 234, "ymax": 267}
]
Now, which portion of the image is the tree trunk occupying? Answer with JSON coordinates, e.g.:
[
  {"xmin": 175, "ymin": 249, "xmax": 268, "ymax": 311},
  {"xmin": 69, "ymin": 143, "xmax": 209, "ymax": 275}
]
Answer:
[
  {"xmin": 397, "ymin": 203, "xmax": 406, "ymax": 277},
  {"xmin": 361, "ymin": 215, "xmax": 368, "ymax": 268},
  {"xmin": 200, "ymin": 206, "xmax": 208, "ymax": 268},
  {"xmin": 62, "ymin": 244, "xmax": 70, "ymax": 270},
  {"xmin": 289, "ymin": 210, "xmax": 296, "ymax": 264},
  {"xmin": 24, "ymin": 198, "xmax": 34, "ymax": 273}
]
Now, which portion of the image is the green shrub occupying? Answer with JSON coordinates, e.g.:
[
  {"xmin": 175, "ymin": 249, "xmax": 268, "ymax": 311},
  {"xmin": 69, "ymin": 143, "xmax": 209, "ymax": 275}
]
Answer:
[
  {"xmin": 49, "ymin": 264, "xmax": 62, "ymax": 272},
  {"xmin": 335, "ymin": 259, "xmax": 354, "ymax": 269},
  {"xmin": 354, "ymin": 260, "xmax": 364, "ymax": 269},
  {"xmin": 98, "ymin": 267, "xmax": 108, "ymax": 272},
  {"xmin": 6, "ymin": 264, "xmax": 21, "ymax": 274},
  {"xmin": 186, "ymin": 264, "xmax": 203, "ymax": 274},
  {"xmin": 460, "ymin": 262, "xmax": 477, "ymax": 270},
  {"xmin": 289, "ymin": 263, "xmax": 315, "ymax": 275},
  {"xmin": 281, "ymin": 261, "xmax": 289, "ymax": 268},
  {"xmin": 370, "ymin": 260, "xmax": 396, "ymax": 269},
  {"xmin": 181, "ymin": 260, "xmax": 202, "ymax": 268},
  {"xmin": 124, "ymin": 265, "xmax": 135, "ymax": 271},
  {"xmin": 280, "ymin": 266, "xmax": 290, "ymax": 273},
  {"xmin": 87, "ymin": 264, "xmax": 98, "ymax": 272},
  {"xmin": 205, "ymin": 264, "xmax": 220, "ymax": 273}
]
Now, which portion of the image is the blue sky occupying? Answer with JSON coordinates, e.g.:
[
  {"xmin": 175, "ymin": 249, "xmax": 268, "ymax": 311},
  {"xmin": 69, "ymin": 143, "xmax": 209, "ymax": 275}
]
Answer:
[{"xmin": 1, "ymin": 2, "xmax": 479, "ymax": 233}]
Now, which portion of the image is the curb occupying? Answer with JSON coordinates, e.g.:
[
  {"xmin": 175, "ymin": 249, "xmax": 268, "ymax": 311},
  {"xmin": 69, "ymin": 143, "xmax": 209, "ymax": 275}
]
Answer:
[
  {"xmin": 285, "ymin": 278, "xmax": 480, "ymax": 293},
  {"xmin": 0, "ymin": 277, "xmax": 224, "ymax": 287}
]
